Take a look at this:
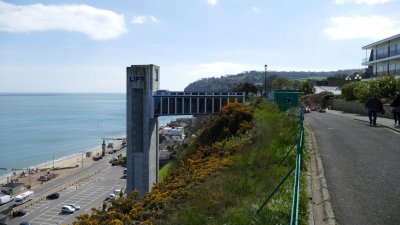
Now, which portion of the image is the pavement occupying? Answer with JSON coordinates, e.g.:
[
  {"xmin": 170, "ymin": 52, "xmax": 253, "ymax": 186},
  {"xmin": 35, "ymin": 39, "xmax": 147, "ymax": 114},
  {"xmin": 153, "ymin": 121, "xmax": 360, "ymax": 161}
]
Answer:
[
  {"xmin": 307, "ymin": 109, "xmax": 400, "ymax": 225},
  {"xmin": 327, "ymin": 109, "xmax": 400, "ymax": 132}
]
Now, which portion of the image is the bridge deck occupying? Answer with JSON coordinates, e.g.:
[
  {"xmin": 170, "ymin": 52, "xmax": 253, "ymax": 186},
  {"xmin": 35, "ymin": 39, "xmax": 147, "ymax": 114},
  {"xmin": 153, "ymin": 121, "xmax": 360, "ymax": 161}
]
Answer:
[{"xmin": 153, "ymin": 91, "xmax": 245, "ymax": 116}]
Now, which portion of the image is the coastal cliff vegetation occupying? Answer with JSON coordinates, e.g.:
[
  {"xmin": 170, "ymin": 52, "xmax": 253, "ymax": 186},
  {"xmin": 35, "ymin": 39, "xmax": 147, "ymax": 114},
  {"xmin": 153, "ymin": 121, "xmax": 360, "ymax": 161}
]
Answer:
[
  {"xmin": 74, "ymin": 99, "xmax": 308, "ymax": 225},
  {"xmin": 184, "ymin": 69, "xmax": 358, "ymax": 92}
]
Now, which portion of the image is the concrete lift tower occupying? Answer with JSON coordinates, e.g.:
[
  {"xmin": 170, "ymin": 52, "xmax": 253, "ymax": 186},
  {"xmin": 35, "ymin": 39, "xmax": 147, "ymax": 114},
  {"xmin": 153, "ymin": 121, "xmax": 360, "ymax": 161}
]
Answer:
[{"xmin": 126, "ymin": 64, "xmax": 160, "ymax": 195}]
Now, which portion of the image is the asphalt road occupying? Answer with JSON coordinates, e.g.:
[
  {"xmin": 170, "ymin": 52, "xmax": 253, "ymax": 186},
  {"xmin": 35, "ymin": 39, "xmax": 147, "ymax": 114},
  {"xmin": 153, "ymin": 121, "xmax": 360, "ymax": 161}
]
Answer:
[
  {"xmin": 306, "ymin": 112, "xmax": 400, "ymax": 225},
  {"xmin": 0, "ymin": 147, "xmax": 126, "ymax": 225},
  {"xmin": 0, "ymin": 150, "xmax": 123, "ymax": 213},
  {"xmin": 8, "ymin": 162, "xmax": 125, "ymax": 225}
]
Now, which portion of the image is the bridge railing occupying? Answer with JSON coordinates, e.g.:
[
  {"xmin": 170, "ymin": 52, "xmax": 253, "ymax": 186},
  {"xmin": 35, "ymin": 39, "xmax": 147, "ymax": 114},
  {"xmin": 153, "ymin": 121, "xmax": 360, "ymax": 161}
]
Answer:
[
  {"xmin": 153, "ymin": 91, "xmax": 245, "ymax": 116},
  {"xmin": 255, "ymin": 108, "xmax": 304, "ymax": 225}
]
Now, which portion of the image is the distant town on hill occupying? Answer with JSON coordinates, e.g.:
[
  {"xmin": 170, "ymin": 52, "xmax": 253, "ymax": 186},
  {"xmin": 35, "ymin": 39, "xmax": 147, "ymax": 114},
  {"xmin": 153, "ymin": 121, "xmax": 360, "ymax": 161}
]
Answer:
[{"xmin": 184, "ymin": 69, "xmax": 360, "ymax": 92}]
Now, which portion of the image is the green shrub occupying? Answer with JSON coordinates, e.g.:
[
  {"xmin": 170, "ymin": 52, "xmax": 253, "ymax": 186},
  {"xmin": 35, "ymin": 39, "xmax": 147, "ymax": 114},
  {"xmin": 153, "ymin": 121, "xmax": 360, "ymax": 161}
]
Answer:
[
  {"xmin": 353, "ymin": 81, "xmax": 371, "ymax": 102},
  {"xmin": 341, "ymin": 82, "xmax": 358, "ymax": 101},
  {"xmin": 341, "ymin": 75, "xmax": 400, "ymax": 102},
  {"xmin": 376, "ymin": 74, "xmax": 397, "ymax": 99}
]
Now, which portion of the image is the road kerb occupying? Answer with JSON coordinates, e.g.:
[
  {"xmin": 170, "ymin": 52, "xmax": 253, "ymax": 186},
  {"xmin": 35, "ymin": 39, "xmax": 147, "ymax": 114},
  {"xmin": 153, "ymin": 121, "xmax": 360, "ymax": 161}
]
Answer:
[{"xmin": 305, "ymin": 124, "xmax": 337, "ymax": 225}]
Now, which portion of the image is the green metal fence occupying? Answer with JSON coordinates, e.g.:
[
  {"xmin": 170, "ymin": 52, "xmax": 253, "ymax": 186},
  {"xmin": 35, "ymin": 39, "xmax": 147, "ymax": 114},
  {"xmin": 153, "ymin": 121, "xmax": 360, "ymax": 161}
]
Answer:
[{"xmin": 255, "ymin": 108, "xmax": 305, "ymax": 225}]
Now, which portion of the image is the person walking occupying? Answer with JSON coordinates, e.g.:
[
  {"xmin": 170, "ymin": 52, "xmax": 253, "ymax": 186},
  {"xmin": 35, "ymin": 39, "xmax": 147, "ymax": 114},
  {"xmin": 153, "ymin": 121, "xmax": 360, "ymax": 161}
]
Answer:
[
  {"xmin": 390, "ymin": 93, "xmax": 400, "ymax": 127},
  {"xmin": 365, "ymin": 94, "xmax": 383, "ymax": 126}
]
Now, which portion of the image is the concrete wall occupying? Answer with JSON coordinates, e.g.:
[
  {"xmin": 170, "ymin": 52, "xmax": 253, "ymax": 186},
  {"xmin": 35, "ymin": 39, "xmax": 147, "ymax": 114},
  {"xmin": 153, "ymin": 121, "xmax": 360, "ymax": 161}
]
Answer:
[{"xmin": 332, "ymin": 99, "xmax": 393, "ymax": 119}]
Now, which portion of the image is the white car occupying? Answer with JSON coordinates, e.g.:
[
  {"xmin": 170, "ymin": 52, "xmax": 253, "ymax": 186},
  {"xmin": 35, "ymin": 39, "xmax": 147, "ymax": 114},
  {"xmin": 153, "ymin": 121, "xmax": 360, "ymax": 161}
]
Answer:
[
  {"xmin": 61, "ymin": 205, "xmax": 75, "ymax": 213},
  {"xmin": 113, "ymin": 189, "xmax": 121, "ymax": 195},
  {"xmin": 67, "ymin": 203, "xmax": 80, "ymax": 210},
  {"xmin": 105, "ymin": 193, "xmax": 116, "ymax": 202},
  {"xmin": 109, "ymin": 193, "xmax": 116, "ymax": 199}
]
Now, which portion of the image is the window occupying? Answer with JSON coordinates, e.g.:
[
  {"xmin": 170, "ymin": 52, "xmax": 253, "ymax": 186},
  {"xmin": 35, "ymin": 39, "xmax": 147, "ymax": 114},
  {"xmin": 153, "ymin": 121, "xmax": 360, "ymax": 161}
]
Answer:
[
  {"xmin": 390, "ymin": 44, "xmax": 397, "ymax": 56},
  {"xmin": 390, "ymin": 64, "xmax": 396, "ymax": 73},
  {"xmin": 377, "ymin": 48, "xmax": 385, "ymax": 59},
  {"xmin": 155, "ymin": 69, "xmax": 159, "ymax": 81}
]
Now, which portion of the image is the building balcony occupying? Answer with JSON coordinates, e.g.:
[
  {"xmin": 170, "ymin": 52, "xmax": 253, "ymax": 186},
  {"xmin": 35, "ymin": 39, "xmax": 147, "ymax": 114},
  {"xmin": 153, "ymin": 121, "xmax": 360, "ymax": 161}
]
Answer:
[{"xmin": 362, "ymin": 50, "xmax": 400, "ymax": 65}]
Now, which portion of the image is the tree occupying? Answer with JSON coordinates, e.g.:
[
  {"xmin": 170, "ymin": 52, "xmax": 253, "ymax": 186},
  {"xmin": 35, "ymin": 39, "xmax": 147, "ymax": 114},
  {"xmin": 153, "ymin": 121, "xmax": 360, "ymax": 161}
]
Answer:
[
  {"xmin": 272, "ymin": 77, "xmax": 293, "ymax": 90},
  {"xmin": 230, "ymin": 83, "xmax": 258, "ymax": 99},
  {"xmin": 298, "ymin": 80, "xmax": 314, "ymax": 95}
]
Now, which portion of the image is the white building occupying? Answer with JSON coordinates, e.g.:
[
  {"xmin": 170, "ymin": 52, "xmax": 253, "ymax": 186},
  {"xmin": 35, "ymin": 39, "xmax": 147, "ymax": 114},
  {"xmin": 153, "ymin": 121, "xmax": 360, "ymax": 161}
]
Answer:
[
  {"xmin": 313, "ymin": 86, "xmax": 341, "ymax": 96},
  {"xmin": 362, "ymin": 33, "xmax": 400, "ymax": 76},
  {"xmin": 160, "ymin": 127, "xmax": 185, "ymax": 139}
]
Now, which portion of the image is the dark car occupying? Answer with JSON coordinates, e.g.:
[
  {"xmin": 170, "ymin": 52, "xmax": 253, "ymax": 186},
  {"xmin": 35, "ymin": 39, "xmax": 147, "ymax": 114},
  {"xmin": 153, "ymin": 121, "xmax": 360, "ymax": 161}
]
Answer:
[
  {"xmin": 12, "ymin": 209, "xmax": 27, "ymax": 217},
  {"xmin": 20, "ymin": 222, "xmax": 32, "ymax": 225},
  {"xmin": 46, "ymin": 192, "xmax": 60, "ymax": 200}
]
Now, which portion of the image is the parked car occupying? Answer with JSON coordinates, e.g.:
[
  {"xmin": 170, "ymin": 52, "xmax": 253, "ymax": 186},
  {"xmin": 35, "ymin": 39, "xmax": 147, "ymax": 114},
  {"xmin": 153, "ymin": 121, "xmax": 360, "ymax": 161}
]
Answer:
[
  {"xmin": 113, "ymin": 189, "xmax": 121, "ymax": 195},
  {"xmin": 19, "ymin": 222, "xmax": 32, "ymax": 225},
  {"xmin": 46, "ymin": 192, "xmax": 60, "ymax": 200},
  {"xmin": 12, "ymin": 209, "xmax": 27, "ymax": 217},
  {"xmin": 92, "ymin": 155, "xmax": 102, "ymax": 161},
  {"xmin": 67, "ymin": 203, "xmax": 80, "ymax": 211},
  {"xmin": 104, "ymin": 193, "xmax": 116, "ymax": 202},
  {"xmin": 61, "ymin": 205, "xmax": 75, "ymax": 213},
  {"xmin": 0, "ymin": 194, "xmax": 14, "ymax": 205}
]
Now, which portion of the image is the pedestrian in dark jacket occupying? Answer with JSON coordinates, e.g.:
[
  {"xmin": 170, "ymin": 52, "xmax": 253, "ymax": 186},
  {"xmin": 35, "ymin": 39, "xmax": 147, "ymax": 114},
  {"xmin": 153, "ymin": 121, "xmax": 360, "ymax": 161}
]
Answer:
[
  {"xmin": 365, "ymin": 95, "xmax": 383, "ymax": 126},
  {"xmin": 390, "ymin": 93, "xmax": 400, "ymax": 127}
]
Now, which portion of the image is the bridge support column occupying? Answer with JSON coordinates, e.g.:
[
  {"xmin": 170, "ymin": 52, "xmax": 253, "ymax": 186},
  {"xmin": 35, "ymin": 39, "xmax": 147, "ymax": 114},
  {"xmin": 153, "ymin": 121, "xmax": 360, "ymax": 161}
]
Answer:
[{"xmin": 126, "ymin": 64, "xmax": 160, "ymax": 195}]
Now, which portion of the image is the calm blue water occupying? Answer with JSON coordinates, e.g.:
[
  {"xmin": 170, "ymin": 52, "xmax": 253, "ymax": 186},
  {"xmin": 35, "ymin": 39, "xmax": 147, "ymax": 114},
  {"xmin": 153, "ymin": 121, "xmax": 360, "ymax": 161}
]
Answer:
[{"xmin": 0, "ymin": 93, "xmax": 189, "ymax": 178}]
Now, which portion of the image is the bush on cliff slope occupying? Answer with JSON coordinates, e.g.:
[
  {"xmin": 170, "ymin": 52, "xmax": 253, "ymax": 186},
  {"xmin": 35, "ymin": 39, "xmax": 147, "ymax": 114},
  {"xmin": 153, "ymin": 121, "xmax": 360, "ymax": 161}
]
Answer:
[{"xmin": 74, "ymin": 99, "xmax": 308, "ymax": 225}]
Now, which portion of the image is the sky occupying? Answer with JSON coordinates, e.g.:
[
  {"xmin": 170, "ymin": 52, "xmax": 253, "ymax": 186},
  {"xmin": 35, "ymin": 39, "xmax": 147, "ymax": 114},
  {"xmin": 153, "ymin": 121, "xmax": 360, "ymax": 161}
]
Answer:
[{"xmin": 0, "ymin": 0, "xmax": 399, "ymax": 93}]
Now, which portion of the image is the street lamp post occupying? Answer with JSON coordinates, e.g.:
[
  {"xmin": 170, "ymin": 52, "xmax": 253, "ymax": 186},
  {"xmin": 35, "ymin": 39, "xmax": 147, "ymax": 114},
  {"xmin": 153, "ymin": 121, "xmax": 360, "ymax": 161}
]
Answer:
[
  {"xmin": 80, "ymin": 151, "xmax": 84, "ymax": 168},
  {"xmin": 264, "ymin": 64, "xmax": 268, "ymax": 97}
]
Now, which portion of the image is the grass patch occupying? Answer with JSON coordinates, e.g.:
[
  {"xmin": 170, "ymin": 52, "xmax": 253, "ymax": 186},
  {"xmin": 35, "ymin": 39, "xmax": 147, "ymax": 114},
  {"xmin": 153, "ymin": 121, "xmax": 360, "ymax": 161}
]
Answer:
[{"xmin": 159, "ymin": 161, "xmax": 176, "ymax": 182}]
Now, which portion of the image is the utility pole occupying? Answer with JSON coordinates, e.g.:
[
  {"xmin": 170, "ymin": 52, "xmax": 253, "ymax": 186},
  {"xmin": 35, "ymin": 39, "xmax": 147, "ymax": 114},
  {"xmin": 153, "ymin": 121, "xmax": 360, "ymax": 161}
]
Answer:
[
  {"xmin": 53, "ymin": 153, "xmax": 55, "ymax": 177},
  {"xmin": 264, "ymin": 64, "xmax": 268, "ymax": 98},
  {"xmin": 80, "ymin": 151, "xmax": 84, "ymax": 168}
]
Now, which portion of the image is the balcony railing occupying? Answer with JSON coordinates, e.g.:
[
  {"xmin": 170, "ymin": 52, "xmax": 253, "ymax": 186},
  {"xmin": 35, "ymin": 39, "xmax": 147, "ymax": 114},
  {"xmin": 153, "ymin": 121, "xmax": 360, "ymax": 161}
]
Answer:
[
  {"xmin": 390, "ymin": 50, "xmax": 400, "ymax": 57},
  {"xmin": 363, "ymin": 50, "xmax": 400, "ymax": 63}
]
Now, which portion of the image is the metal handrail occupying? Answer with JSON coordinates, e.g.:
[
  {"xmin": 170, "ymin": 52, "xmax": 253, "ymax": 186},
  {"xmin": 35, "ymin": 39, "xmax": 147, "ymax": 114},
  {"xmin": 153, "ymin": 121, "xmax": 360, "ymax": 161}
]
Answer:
[
  {"xmin": 255, "ymin": 108, "xmax": 304, "ymax": 225},
  {"xmin": 290, "ymin": 109, "xmax": 304, "ymax": 225}
]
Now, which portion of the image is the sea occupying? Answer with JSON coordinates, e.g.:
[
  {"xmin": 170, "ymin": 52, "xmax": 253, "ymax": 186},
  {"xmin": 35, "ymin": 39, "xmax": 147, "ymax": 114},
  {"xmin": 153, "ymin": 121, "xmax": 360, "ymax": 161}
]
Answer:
[{"xmin": 0, "ymin": 93, "xmax": 190, "ymax": 178}]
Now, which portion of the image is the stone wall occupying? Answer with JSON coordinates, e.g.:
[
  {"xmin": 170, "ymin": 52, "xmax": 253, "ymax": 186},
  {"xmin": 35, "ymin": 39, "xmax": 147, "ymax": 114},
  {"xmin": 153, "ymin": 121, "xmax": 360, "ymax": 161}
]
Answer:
[{"xmin": 332, "ymin": 99, "xmax": 393, "ymax": 119}]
